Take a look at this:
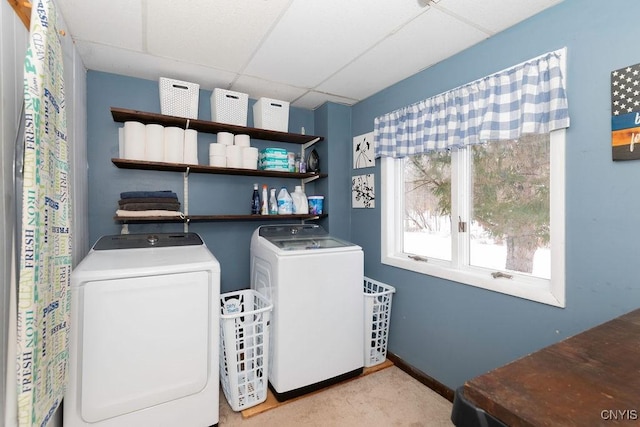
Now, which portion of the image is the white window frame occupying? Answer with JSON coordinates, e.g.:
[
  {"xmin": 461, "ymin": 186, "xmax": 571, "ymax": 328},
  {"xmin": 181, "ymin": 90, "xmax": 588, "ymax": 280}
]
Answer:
[{"xmin": 381, "ymin": 129, "xmax": 565, "ymax": 307}]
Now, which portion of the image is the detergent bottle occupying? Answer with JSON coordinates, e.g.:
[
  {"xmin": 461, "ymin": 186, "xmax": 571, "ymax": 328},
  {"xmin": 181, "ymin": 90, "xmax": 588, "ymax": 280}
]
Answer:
[
  {"xmin": 277, "ymin": 187, "xmax": 293, "ymax": 215},
  {"xmin": 291, "ymin": 185, "xmax": 309, "ymax": 214}
]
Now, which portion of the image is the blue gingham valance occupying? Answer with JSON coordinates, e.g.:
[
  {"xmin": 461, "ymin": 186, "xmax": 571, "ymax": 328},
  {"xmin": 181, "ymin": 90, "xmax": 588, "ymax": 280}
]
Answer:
[{"xmin": 374, "ymin": 50, "xmax": 570, "ymax": 158}]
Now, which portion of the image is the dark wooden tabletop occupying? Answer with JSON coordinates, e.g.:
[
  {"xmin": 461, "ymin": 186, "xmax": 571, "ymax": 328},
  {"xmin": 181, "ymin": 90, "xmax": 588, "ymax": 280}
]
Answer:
[{"xmin": 463, "ymin": 308, "xmax": 640, "ymax": 426}]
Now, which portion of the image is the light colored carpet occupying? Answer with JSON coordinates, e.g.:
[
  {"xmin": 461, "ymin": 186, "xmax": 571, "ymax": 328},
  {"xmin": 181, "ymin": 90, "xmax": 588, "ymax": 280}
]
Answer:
[{"xmin": 218, "ymin": 365, "xmax": 454, "ymax": 427}]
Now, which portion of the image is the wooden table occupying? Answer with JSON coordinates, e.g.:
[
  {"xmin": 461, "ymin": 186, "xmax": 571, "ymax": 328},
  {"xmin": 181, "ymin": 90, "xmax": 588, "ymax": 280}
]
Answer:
[{"xmin": 463, "ymin": 308, "xmax": 640, "ymax": 426}]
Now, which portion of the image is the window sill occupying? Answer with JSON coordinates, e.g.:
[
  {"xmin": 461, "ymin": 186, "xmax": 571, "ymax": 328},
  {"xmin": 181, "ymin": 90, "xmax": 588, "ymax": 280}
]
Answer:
[{"xmin": 381, "ymin": 253, "xmax": 565, "ymax": 307}]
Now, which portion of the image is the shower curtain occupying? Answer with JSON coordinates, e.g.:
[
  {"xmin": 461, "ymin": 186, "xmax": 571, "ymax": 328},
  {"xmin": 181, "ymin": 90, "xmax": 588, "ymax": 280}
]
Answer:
[{"xmin": 16, "ymin": 0, "xmax": 71, "ymax": 425}]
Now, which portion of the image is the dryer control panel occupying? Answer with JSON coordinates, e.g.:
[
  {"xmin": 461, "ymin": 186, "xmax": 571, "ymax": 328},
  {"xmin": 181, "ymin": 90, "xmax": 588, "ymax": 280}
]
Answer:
[{"xmin": 93, "ymin": 232, "xmax": 203, "ymax": 250}]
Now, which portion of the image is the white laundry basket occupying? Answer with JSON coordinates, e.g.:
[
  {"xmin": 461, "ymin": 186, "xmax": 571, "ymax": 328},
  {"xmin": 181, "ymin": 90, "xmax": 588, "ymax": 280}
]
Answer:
[
  {"xmin": 219, "ymin": 289, "xmax": 272, "ymax": 411},
  {"xmin": 363, "ymin": 277, "xmax": 396, "ymax": 367}
]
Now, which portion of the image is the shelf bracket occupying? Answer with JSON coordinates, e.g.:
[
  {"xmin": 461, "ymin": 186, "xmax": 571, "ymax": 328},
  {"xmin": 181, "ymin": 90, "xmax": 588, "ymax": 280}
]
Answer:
[
  {"xmin": 302, "ymin": 137, "xmax": 321, "ymax": 151},
  {"xmin": 300, "ymin": 137, "xmax": 321, "ymax": 192},
  {"xmin": 183, "ymin": 167, "xmax": 190, "ymax": 232},
  {"xmin": 301, "ymin": 215, "xmax": 320, "ymax": 224},
  {"xmin": 302, "ymin": 174, "xmax": 321, "ymax": 185},
  {"xmin": 185, "ymin": 119, "xmax": 191, "ymax": 130}
]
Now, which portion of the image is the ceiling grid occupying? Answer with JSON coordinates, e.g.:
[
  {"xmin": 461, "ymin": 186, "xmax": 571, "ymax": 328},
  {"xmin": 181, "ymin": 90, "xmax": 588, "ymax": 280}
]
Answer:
[{"xmin": 50, "ymin": 0, "xmax": 563, "ymax": 109}]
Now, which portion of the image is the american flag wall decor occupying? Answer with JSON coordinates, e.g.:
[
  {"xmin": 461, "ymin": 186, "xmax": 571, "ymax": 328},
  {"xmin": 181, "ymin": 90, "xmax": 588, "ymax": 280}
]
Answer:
[{"xmin": 611, "ymin": 62, "xmax": 640, "ymax": 160}]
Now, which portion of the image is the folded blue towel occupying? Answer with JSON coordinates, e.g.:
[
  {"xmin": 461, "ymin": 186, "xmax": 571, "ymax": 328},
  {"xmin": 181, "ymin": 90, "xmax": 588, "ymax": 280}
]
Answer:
[{"xmin": 120, "ymin": 191, "xmax": 178, "ymax": 199}]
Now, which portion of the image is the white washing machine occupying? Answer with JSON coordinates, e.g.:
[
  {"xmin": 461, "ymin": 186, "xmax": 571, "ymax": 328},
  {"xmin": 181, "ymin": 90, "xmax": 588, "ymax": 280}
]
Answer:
[
  {"xmin": 250, "ymin": 224, "xmax": 364, "ymax": 401},
  {"xmin": 64, "ymin": 233, "xmax": 220, "ymax": 427}
]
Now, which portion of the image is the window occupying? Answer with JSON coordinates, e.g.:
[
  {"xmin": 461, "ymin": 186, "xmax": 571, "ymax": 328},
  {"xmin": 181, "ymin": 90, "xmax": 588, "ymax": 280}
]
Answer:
[
  {"xmin": 376, "ymin": 49, "xmax": 568, "ymax": 307},
  {"xmin": 382, "ymin": 130, "xmax": 565, "ymax": 306}
]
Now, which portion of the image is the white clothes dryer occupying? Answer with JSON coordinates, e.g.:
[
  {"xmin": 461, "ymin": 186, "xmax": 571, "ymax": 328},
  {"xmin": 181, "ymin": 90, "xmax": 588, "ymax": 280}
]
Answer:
[
  {"xmin": 250, "ymin": 224, "xmax": 364, "ymax": 402},
  {"xmin": 65, "ymin": 233, "xmax": 220, "ymax": 427}
]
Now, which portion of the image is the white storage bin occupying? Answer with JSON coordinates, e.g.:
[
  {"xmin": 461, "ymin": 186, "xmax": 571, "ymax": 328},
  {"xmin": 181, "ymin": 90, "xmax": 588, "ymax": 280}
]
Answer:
[
  {"xmin": 211, "ymin": 88, "xmax": 248, "ymax": 126},
  {"xmin": 159, "ymin": 77, "xmax": 200, "ymax": 119},
  {"xmin": 253, "ymin": 97, "xmax": 290, "ymax": 132},
  {"xmin": 220, "ymin": 289, "xmax": 272, "ymax": 411},
  {"xmin": 363, "ymin": 277, "xmax": 396, "ymax": 367}
]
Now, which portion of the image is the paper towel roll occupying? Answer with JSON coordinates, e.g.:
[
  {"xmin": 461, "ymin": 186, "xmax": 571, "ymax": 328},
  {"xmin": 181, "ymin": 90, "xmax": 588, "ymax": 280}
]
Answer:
[
  {"xmin": 164, "ymin": 127, "xmax": 184, "ymax": 163},
  {"xmin": 145, "ymin": 124, "xmax": 165, "ymax": 162},
  {"xmin": 209, "ymin": 143, "xmax": 226, "ymax": 156},
  {"xmin": 184, "ymin": 129, "xmax": 199, "ymax": 164},
  {"xmin": 226, "ymin": 145, "xmax": 243, "ymax": 168},
  {"xmin": 241, "ymin": 147, "xmax": 258, "ymax": 169},
  {"xmin": 234, "ymin": 134, "xmax": 250, "ymax": 147},
  {"xmin": 217, "ymin": 132, "xmax": 234, "ymax": 145},
  {"xmin": 242, "ymin": 158, "xmax": 257, "ymax": 169},
  {"xmin": 243, "ymin": 146, "xmax": 259, "ymax": 158},
  {"xmin": 209, "ymin": 155, "xmax": 226, "ymax": 167},
  {"xmin": 123, "ymin": 121, "xmax": 146, "ymax": 160}
]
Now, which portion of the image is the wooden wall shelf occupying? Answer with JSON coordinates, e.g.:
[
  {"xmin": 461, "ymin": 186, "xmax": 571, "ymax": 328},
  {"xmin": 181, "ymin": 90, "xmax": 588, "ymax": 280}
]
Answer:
[
  {"xmin": 114, "ymin": 214, "xmax": 328, "ymax": 223},
  {"xmin": 112, "ymin": 158, "xmax": 327, "ymax": 180},
  {"xmin": 111, "ymin": 106, "xmax": 327, "ymax": 227},
  {"xmin": 111, "ymin": 107, "xmax": 323, "ymax": 145}
]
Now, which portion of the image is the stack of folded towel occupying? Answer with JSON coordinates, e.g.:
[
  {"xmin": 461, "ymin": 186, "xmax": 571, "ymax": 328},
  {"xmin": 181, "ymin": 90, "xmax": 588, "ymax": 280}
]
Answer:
[{"xmin": 115, "ymin": 190, "xmax": 183, "ymax": 217}]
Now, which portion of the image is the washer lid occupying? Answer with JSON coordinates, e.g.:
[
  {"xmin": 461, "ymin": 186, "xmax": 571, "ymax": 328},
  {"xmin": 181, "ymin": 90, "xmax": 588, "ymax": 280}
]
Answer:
[
  {"xmin": 258, "ymin": 224, "xmax": 356, "ymax": 250},
  {"xmin": 93, "ymin": 232, "xmax": 203, "ymax": 250},
  {"xmin": 268, "ymin": 237, "xmax": 354, "ymax": 250}
]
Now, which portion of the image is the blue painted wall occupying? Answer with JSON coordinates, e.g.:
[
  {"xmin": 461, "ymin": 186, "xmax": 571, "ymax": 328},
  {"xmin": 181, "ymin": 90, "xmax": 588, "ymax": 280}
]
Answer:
[
  {"xmin": 86, "ymin": 0, "xmax": 640, "ymax": 392},
  {"xmin": 352, "ymin": 0, "xmax": 640, "ymax": 389},
  {"xmin": 313, "ymin": 102, "xmax": 352, "ymax": 239}
]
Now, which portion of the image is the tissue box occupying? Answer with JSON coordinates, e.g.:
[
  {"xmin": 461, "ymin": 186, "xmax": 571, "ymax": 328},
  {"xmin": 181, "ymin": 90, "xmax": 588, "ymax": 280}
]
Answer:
[
  {"xmin": 211, "ymin": 88, "xmax": 248, "ymax": 126},
  {"xmin": 253, "ymin": 97, "xmax": 289, "ymax": 132}
]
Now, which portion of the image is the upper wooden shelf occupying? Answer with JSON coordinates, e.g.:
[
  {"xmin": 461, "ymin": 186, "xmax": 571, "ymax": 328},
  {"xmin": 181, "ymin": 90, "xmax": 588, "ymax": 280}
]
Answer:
[{"xmin": 111, "ymin": 107, "xmax": 324, "ymax": 145}]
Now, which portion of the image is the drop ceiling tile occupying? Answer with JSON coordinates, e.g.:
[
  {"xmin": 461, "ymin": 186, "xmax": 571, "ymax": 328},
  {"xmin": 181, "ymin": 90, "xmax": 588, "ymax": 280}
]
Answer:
[
  {"xmin": 146, "ymin": 0, "xmax": 292, "ymax": 72},
  {"xmin": 231, "ymin": 75, "xmax": 307, "ymax": 103},
  {"xmin": 56, "ymin": 0, "xmax": 143, "ymax": 50},
  {"xmin": 317, "ymin": 7, "xmax": 488, "ymax": 100},
  {"xmin": 292, "ymin": 91, "xmax": 358, "ymax": 110},
  {"xmin": 56, "ymin": 0, "xmax": 564, "ymax": 113},
  {"xmin": 243, "ymin": 0, "xmax": 429, "ymax": 88},
  {"xmin": 75, "ymin": 41, "xmax": 237, "ymax": 89},
  {"xmin": 436, "ymin": 0, "xmax": 563, "ymax": 33}
]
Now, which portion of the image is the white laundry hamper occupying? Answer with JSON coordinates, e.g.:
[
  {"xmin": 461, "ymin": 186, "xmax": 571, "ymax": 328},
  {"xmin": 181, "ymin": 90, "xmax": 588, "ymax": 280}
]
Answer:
[
  {"xmin": 363, "ymin": 277, "xmax": 396, "ymax": 367},
  {"xmin": 219, "ymin": 289, "xmax": 272, "ymax": 411}
]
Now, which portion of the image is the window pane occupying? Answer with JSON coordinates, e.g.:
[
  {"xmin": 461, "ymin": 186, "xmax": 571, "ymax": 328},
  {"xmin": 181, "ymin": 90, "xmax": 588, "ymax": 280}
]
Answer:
[
  {"xmin": 470, "ymin": 134, "xmax": 550, "ymax": 279},
  {"xmin": 403, "ymin": 151, "xmax": 452, "ymax": 261}
]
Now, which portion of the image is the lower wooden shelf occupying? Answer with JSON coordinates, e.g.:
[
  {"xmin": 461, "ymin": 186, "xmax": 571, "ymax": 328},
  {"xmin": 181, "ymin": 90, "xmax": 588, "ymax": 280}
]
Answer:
[{"xmin": 114, "ymin": 213, "xmax": 327, "ymax": 223}]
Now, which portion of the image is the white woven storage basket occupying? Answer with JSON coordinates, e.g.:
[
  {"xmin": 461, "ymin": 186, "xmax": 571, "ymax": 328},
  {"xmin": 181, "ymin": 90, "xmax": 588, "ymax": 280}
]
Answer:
[
  {"xmin": 211, "ymin": 88, "xmax": 248, "ymax": 126},
  {"xmin": 253, "ymin": 97, "xmax": 290, "ymax": 132},
  {"xmin": 159, "ymin": 77, "xmax": 199, "ymax": 119}
]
